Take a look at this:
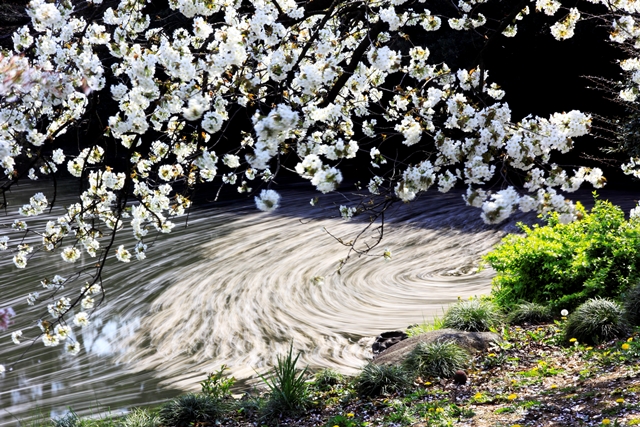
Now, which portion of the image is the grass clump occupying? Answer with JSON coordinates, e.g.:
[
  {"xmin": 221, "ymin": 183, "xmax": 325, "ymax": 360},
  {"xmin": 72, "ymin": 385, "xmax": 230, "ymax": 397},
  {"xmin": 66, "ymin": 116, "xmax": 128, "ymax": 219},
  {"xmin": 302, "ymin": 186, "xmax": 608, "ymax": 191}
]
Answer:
[
  {"xmin": 159, "ymin": 394, "xmax": 222, "ymax": 427},
  {"xmin": 442, "ymin": 298, "xmax": 503, "ymax": 332},
  {"xmin": 623, "ymin": 281, "xmax": 640, "ymax": 327},
  {"xmin": 313, "ymin": 368, "xmax": 343, "ymax": 391},
  {"xmin": 356, "ymin": 363, "xmax": 412, "ymax": 397},
  {"xmin": 403, "ymin": 340, "xmax": 469, "ymax": 379},
  {"xmin": 52, "ymin": 413, "xmax": 80, "ymax": 427},
  {"xmin": 507, "ymin": 302, "xmax": 553, "ymax": 325},
  {"xmin": 258, "ymin": 344, "xmax": 310, "ymax": 418},
  {"xmin": 564, "ymin": 298, "xmax": 630, "ymax": 345},
  {"xmin": 120, "ymin": 408, "xmax": 161, "ymax": 427},
  {"xmin": 406, "ymin": 314, "xmax": 445, "ymax": 337}
]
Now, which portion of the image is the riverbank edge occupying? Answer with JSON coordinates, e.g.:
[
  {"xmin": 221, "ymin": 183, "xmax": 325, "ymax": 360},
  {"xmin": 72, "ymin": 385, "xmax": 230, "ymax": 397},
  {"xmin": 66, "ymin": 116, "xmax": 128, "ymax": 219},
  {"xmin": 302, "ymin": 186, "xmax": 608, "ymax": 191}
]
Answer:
[{"xmin": 32, "ymin": 322, "xmax": 640, "ymax": 427}]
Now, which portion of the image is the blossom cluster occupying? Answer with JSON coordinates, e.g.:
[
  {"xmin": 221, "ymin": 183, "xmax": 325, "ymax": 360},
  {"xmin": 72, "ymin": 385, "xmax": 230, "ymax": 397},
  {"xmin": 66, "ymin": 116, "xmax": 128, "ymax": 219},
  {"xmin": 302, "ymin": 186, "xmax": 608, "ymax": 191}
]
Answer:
[{"xmin": 0, "ymin": 0, "xmax": 637, "ymax": 357}]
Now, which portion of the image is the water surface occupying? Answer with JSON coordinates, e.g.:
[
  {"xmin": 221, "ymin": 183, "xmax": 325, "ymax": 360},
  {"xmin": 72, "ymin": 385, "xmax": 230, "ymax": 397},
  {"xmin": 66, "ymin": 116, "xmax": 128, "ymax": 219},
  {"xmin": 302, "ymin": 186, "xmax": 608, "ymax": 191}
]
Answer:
[{"xmin": 1, "ymin": 184, "xmax": 632, "ymax": 424}]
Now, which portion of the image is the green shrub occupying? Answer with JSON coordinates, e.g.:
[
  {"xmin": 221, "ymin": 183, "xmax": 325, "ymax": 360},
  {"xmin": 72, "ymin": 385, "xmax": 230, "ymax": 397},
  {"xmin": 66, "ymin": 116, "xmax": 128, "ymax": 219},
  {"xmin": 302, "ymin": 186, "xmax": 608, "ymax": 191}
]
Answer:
[
  {"xmin": 403, "ymin": 340, "xmax": 469, "ymax": 379},
  {"xmin": 121, "ymin": 408, "xmax": 161, "ymax": 427},
  {"xmin": 159, "ymin": 394, "xmax": 222, "ymax": 427},
  {"xmin": 356, "ymin": 363, "xmax": 411, "ymax": 397},
  {"xmin": 507, "ymin": 302, "xmax": 553, "ymax": 325},
  {"xmin": 442, "ymin": 298, "xmax": 503, "ymax": 332},
  {"xmin": 201, "ymin": 365, "xmax": 235, "ymax": 399},
  {"xmin": 564, "ymin": 298, "xmax": 630, "ymax": 344},
  {"xmin": 313, "ymin": 368, "xmax": 343, "ymax": 391},
  {"xmin": 258, "ymin": 344, "xmax": 310, "ymax": 417},
  {"xmin": 623, "ymin": 281, "xmax": 640, "ymax": 327},
  {"xmin": 484, "ymin": 198, "xmax": 640, "ymax": 311}
]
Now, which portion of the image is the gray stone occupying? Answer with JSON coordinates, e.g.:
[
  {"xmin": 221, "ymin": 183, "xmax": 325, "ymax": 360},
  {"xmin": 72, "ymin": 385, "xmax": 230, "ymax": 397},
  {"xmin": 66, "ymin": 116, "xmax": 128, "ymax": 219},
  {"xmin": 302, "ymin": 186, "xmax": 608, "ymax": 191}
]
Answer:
[{"xmin": 372, "ymin": 328, "xmax": 500, "ymax": 367}]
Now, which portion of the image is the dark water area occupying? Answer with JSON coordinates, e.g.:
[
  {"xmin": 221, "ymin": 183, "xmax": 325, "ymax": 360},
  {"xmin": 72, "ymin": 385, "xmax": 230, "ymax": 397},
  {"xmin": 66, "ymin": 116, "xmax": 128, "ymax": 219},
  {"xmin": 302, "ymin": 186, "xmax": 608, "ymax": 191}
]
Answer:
[{"xmin": 0, "ymin": 182, "xmax": 637, "ymax": 425}]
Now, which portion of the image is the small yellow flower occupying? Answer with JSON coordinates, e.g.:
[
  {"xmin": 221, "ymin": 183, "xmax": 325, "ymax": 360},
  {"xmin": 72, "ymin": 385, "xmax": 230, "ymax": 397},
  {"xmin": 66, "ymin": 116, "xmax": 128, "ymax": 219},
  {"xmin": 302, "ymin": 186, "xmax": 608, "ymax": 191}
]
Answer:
[
  {"xmin": 425, "ymin": 381, "xmax": 432, "ymax": 386},
  {"xmin": 333, "ymin": 425, "xmax": 340, "ymax": 427},
  {"xmin": 616, "ymin": 398, "xmax": 625, "ymax": 404},
  {"xmin": 622, "ymin": 343, "xmax": 630, "ymax": 350},
  {"xmin": 586, "ymin": 346, "xmax": 593, "ymax": 351},
  {"xmin": 347, "ymin": 413, "xmax": 354, "ymax": 418},
  {"xmin": 511, "ymin": 425, "xmax": 522, "ymax": 427},
  {"xmin": 569, "ymin": 338, "xmax": 577, "ymax": 343},
  {"xmin": 435, "ymin": 407, "xmax": 444, "ymax": 413},
  {"xmin": 474, "ymin": 392, "xmax": 483, "ymax": 399},
  {"xmin": 488, "ymin": 353, "xmax": 497, "ymax": 357},
  {"xmin": 628, "ymin": 337, "xmax": 633, "ymax": 342},
  {"xmin": 507, "ymin": 393, "xmax": 517, "ymax": 400},
  {"xmin": 550, "ymin": 384, "xmax": 557, "ymax": 389},
  {"xmin": 602, "ymin": 419, "xmax": 611, "ymax": 425},
  {"xmin": 428, "ymin": 408, "xmax": 435, "ymax": 413}
]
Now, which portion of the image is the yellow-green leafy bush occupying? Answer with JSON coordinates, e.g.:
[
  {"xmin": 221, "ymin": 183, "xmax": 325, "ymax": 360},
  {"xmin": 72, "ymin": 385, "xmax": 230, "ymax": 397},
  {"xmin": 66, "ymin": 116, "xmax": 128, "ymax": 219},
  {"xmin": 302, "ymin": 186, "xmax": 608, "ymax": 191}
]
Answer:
[{"xmin": 484, "ymin": 198, "xmax": 640, "ymax": 311}]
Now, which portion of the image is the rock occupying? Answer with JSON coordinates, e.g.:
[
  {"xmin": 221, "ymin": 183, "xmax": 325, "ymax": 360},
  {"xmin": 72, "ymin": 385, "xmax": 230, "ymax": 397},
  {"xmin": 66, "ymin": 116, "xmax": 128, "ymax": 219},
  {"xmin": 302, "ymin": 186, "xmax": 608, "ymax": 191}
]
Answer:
[
  {"xmin": 371, "ymin": 330, "xmax": 408, "ymax": 355},
  {"xmin": 373, "ymin": 328, "xmax": 500, "ymax": 367}
]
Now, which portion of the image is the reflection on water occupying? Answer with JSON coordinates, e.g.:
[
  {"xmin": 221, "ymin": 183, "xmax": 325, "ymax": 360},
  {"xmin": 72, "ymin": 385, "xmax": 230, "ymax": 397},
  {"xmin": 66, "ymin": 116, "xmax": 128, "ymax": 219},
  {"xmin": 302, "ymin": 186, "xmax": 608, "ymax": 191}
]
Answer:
[{"xmin": 1, "ymin": 183, "xmax": 634, "ymax": 424}]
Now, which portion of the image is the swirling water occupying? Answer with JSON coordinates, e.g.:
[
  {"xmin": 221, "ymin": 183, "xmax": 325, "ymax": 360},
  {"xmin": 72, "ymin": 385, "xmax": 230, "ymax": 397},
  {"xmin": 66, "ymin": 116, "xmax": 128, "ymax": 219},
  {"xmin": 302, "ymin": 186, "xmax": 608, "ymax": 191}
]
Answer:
[{"xmin": 0, "ymin": 183, "xmax": 633, "ymax": 424}]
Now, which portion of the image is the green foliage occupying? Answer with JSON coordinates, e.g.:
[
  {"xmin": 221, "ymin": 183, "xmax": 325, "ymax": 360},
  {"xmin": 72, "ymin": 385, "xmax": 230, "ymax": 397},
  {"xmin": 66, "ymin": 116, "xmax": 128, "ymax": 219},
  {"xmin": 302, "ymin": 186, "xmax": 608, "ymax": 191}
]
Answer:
[
  {"xmin": 201, "ymin": 364, "xmax": 235, "ymax": 399},
  {"xmin": 403, "ymin": 340, "xmax": 469, "ymax": 379},
  {"xmin": 158, "ymin": 394, "xmax": 222, "ymax": 427},
  {"xmin": 258, "ymin": 344, "xmax": 310, "ymax": 417},
  {"xmin": 120, "ymin": 408, "xmax": 161, "ymax": 427},
  {"xmin": 40, "ymin": 409, "xmax": 120, "ymax": 427},
  {"xmin": 564, "ymin": 298, "xmax": 630, "ymax": 345},
  {"xmin": 442, "ymin": 298, "xmax": 503, "ymax": 332},
  {"xmin": 385, "ymin": 401, "xmax": 416, "ymax": 425},
  {"xmin": 406, "ymin": 313, "xmax": 446, "ymax": 337},
  {"xmin": 313, "ymin": 368, "xmax": 343, "ymax": 391},
  {"xmin": 52, "ymin": 412, "xmax": 79, "ymax": 427},
  {"xmin": 355, "ymin": 363, "xmax": 412, "ymax": 397},
  {"xmin": 623, "ymin": 281, "xmax": 640, "ymax": 327},
  {"xmin": 507, "ymin": 302, "xmax": 553, "ymax": 325},
  {"xmin": 324, "ymin": 414, "xmax": 362, "ymax": 427},
  {"xmin": 485, "ymin": 198, "xmax": 640, "ymax": 311}
]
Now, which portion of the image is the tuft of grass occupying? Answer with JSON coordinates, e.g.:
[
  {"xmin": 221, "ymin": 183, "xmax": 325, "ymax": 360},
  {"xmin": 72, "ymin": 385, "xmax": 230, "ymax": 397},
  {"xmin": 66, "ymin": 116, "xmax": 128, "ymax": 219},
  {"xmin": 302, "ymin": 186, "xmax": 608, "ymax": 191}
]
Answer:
[
  {"xmin": 507, "ymin": 302, "xmax": 553, "ymax": 325},
  {"xmin": 52, "ymin": 412, "xmax": 80, "ymax": 427},
  {"xmin": 564, "ymin": 298, "xmax": 630, "ymax": 345},
  {"xmin": 442, "ymin": 298, "xmax": 503, "ymax": 332},
  {"xmin": 120, "ymin": 408, "xmax": 161, "ymax": 427},
  {"xmin": 313, "ymin": 368, "xmax": 343, "ymax": 391},
  {"xmin": 356, "ymin": 363, "xmax": 412, "ymax": 397},
  {"xmin": 159, "ymin": 394, "xmax": 222, "ymax": 427},
  {"xmin": 403, "ymin": 340, "xmax": 469, "ymax": 379},
  {"xmin": 258, "ymin": 344, "xmax": 310, "ymax": 418},
  {"xmin": 406, "ymin": 313, "xmax": 446, "ymax": 337},
  {"xmin": 623, "ymin": 281, "xmax": 640, "ymax": 327}
]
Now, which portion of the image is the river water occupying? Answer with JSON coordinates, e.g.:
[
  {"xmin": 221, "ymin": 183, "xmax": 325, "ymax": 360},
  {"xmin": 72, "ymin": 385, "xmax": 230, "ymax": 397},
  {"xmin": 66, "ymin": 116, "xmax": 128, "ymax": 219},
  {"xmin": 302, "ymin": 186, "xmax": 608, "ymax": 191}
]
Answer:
[{"xmin": 0, "ymin": 183, "xmax": 635, "ymax": 424}]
